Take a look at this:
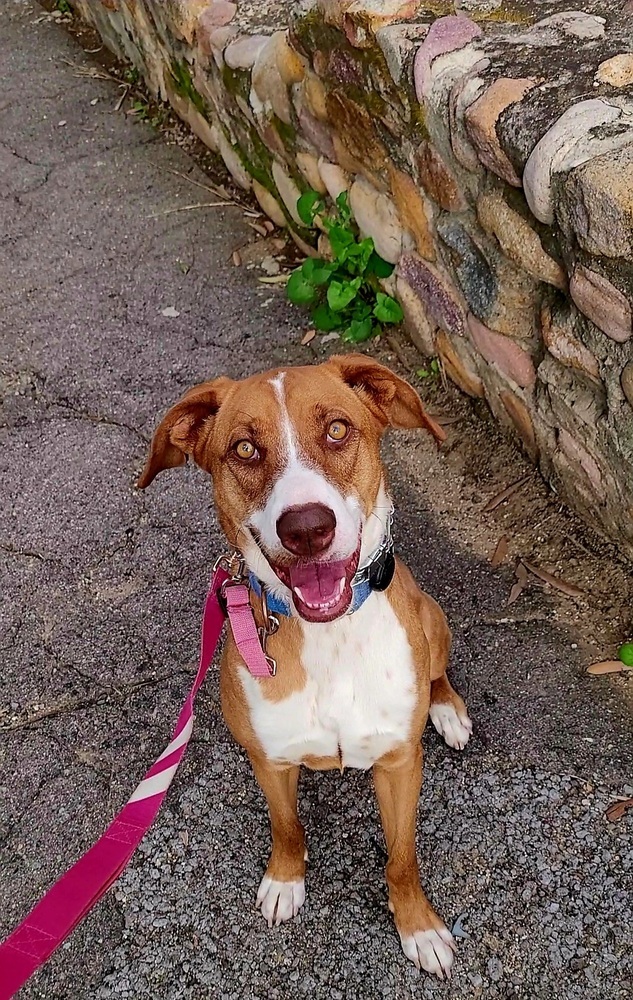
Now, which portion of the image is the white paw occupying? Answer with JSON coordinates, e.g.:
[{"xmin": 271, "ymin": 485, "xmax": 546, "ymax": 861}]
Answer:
[
  {"xmin": 256, "ymin": 876, "xmax": 305, "ymax": 927},
  {"xmin": 429, "ymin": 702, "xmax": 473, "ymax": 750},
  {"xmin": 400, "ymin": 926, "xmax": 456, "ymax": 979}
]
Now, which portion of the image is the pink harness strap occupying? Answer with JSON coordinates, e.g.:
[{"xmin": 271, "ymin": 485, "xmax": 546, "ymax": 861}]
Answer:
[
  {"xmin": 0, "ymin": 567, "xmax": 270, "ymax": 999},
  {"xmin": 225, "ymin": 585, "xmax": 275, "ymax": 678}
]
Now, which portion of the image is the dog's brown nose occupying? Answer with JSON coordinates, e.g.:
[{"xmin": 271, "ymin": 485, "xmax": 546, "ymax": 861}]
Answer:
[{"xmin": 276, "ymin": 504, "xmax": 336, "ymax": 557}]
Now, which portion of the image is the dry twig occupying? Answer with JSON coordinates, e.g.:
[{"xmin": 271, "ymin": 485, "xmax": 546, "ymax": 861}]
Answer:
[
  {"xmin": 145, "ymin": 200, "xmax": 235, "ymax": 219},
  {"xmin": 167, "ymin": 167, "xmax": 230, "ymax": 201}
]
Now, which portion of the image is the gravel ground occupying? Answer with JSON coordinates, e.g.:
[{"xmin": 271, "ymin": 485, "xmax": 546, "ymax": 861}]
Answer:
[
  {"xmin": 96, "ymin": 762, "xmax": 632, "ymax": 1000},
  {"xmin": 1, "ymin": 4, "xmax": 632, "ymax": 999}
]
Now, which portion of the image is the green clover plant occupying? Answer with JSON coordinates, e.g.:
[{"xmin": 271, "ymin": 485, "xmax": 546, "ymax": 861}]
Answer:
[
  {"xmin": 286, "ymin": 190, "xmax": 403, "ymax": 343},
  {"xmin": 416, "ymin": 358, "xmax": 441, "ymax": 380}
]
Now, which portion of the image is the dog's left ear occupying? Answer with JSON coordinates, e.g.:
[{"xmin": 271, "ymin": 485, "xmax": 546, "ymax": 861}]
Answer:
[
  {"xmin": 329, "ymin": 354, "xmax": 446, "ymax": 443},
  {"xmin": 137, "ymin": 377, "xmax": 234, "ymax": 488}
]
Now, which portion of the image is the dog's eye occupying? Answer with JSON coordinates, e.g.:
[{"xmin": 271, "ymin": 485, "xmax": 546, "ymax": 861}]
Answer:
[
  {"xmin": 234, "ymin": 439, "xmax": 258, "ymax": 461},
  {"xmin": 327, "ymin": 420, "xmax": 348, "ymax": 443}
]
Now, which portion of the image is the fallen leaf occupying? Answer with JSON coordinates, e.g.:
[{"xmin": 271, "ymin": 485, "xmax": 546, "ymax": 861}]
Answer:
[
  {"xmin": 258, "ymin": 274, "xmax": 288, "ymax": 285},
  {"xmin": 490, "ymin": 535, "xmax": 509, "ymax": 569},
  {"xmin": 483, "ymin": 475, "xmax": 530, "ymax": 513},
  {"xmin": 179, "ymin": 829, "xmax": 189, "ymax": 847},
  {"xmin": 301, "ymin": 329, "xmax": 316, "ymax": 346},
  {"xmin": 247, "ymin": 220, "xmax": 269, "ymax": 238},
  {"xmin": 523, "ymin": 561, "xmax": 584, "ymax": 598},
  {"xmin": 161, "ymin": 306, "xmax": 180, "ymax": 318},
  {"xmin": 321, "ymin": 331, "xmax": 340, "ymax": 344},
  {"xmin": 508, "ymin": 562, "xmax": 528, "ymax": 605},
  {"xmin": 232, "ymin": 250, "xmax": 241, "ymax": 267},
  {"xmin": 605, "ymin": 798, "xmax": 633, "ymax": 823},
  {"xmin": 586, "ymin": 660, "xmax": 625, "ymax": 675}
]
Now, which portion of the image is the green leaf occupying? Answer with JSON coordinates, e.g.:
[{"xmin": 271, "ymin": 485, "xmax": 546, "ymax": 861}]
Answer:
[
  {"xmin": 296, "ymin": 190, "xmax": 324, "ymax": 227},
  {"xmin": 430, "ymin": 358, "xmax": 440, "ymax": 374},
  {"xmin": 619, "ymin": 642, "xmax": 633, "ymax": 667},
  {"xmin": 416, "ymin": 367, "xmax": 430, "ymax": 379},
  {"xmin": 351, "ymin": 299, "xmax": 372, "ymax": 321},
  {"xmin": 327, "ymin": 224, "xmax": 355, "ymax": 260},
  {"xmin": 344, "ymin": 237, "xmax": 374, "ymax": 275},
  {"xmin": 287, "ymin": 269, "xmax": 317, "ymax": 307},
  {"xmin": 373, "ymin": 292, "xmax": 403, "ymax": 324},
  {"xmin": 301, "ymin": 257, "xmax": 335, "ymax": 286},
  {"xmin": 313, "ymin": 302, "xmax": 341, "ymax": 331},
  {"xmin": 335, "ymin": 190, "xmax": 351, "ymax": 223},
  {"xmin": 343, "ymin": 317, "xmax": 374, "ymax": 342},
  {"xmin": 327, "ymin": 277, "xmax": 361, "ymax": 312},
  {"xmin": 367, "ymin": 252, "xmax": 394, "ymax": 278}
]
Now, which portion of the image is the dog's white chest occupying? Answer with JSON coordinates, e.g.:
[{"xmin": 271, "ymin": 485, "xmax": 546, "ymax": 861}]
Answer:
[{"xmin": 238, "ymin": 593, "xmax": 417, "ymax": 769}]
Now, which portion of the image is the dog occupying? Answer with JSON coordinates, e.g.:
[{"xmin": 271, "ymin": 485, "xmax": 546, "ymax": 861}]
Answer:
[{"xmin": 138, "ymin": 354, "xmax": 472, "ymax": 978}]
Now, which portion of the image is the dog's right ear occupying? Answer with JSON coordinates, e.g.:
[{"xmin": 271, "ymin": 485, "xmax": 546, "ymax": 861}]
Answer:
[{"xmin": 137, "ymin": 377, "xmax": 234, "ymax": 488}]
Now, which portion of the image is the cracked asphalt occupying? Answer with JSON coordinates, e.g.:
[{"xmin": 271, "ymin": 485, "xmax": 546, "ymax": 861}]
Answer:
[{"xmin": 1, "ymin": 4, "xmax": 632, "ymax": 999}]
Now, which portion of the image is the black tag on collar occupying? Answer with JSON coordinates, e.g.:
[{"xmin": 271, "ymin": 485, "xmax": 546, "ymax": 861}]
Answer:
[{"xmin": 367, "ymin": 543, "xmax": 396, "ymax": 592}]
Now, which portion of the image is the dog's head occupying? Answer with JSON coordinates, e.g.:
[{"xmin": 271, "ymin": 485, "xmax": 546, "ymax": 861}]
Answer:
[{"xmin": 139, "ymin": 356, "xmax": 445, "ymax": 623}]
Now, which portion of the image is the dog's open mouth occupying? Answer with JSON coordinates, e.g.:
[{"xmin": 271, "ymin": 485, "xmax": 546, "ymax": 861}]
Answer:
[{"xmin": 271, "ymin": 547, "xmax": 360, "ymax": 623}]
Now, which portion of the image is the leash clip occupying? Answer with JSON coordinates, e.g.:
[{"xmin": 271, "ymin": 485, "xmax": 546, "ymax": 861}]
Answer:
[
  {"xmin": 214, "ymin": 550, "xmax": 247, "ymax": 601},
  {"xmin": 258, "ymin": 590, "xmax": 279, "ymax": 676},
  {"xmin": 213, "ymin": 549, "xmax": 246, "ymax": 580}
]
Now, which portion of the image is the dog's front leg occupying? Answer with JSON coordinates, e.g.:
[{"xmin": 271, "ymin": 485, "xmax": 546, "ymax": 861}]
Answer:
[
  {"xmin": 249, "ymin": 755, "xmax": 306, "ymax": 927},
  {"xmin": 373, "ymin": 745, "xmax": 455, "ymax": 978}
]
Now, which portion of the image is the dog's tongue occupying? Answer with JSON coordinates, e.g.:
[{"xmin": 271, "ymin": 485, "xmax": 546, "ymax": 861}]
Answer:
[{"xmin": 289, "ymin": 559, "xmax": 347, "ymax": 604}]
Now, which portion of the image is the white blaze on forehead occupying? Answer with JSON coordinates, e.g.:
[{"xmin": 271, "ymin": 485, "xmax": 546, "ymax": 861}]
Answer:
[
  {"xmin": 248, "ymin": 370, "xmax": 361, "ymax": 562},
  {"xmin": 269, "ymin": 371, "xmax": 297, "ymax": 463}
]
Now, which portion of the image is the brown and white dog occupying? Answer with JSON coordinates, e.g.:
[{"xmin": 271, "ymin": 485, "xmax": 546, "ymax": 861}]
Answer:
[{"xmin": 139, "ymin": 355, "xmax": 472, "ymax": 978}]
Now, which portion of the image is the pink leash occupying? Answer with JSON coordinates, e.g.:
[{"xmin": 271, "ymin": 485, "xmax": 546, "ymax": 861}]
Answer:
[{"xmin": 0, "ymin": 563, "xmax": 273, "ymax": 999}]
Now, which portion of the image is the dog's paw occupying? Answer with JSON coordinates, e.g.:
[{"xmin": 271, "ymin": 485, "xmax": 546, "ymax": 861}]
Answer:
[
  {"xmin": 429, "ymin": 703, "xmax": 472, "ymax": 750},
  {"xmin": 256, "ymin": 876, "xmax": 305, "ymax": 927},
  {"xmin": 399, "ymin": 926, "xmax": 456, "ymax": 979}
]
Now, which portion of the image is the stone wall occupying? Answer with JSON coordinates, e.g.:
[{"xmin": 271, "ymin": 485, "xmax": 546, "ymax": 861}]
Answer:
[{"xmin": 70, "ymin": 0, "xmax": 633, "ymax": 556}]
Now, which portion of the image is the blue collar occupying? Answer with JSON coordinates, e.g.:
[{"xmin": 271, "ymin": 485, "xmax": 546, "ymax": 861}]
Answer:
[
  {"xmin": 248, "ymin": 571, "xmax": 374, "ymax": 617},
  {"xmin": 248, "ymin": 515, "xmax": 395, "ymax": 619}
]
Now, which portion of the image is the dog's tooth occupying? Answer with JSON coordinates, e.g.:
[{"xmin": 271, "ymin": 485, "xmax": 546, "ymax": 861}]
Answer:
[{"xmin": 293, "ymin": 587, "xmax": 306, "ymax": 604}]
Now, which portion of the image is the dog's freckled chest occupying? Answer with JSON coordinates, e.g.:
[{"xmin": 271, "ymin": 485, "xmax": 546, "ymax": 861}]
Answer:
[{"xmin": 238, "ymin": 593, "xmax": 417, "ymax": 769}]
